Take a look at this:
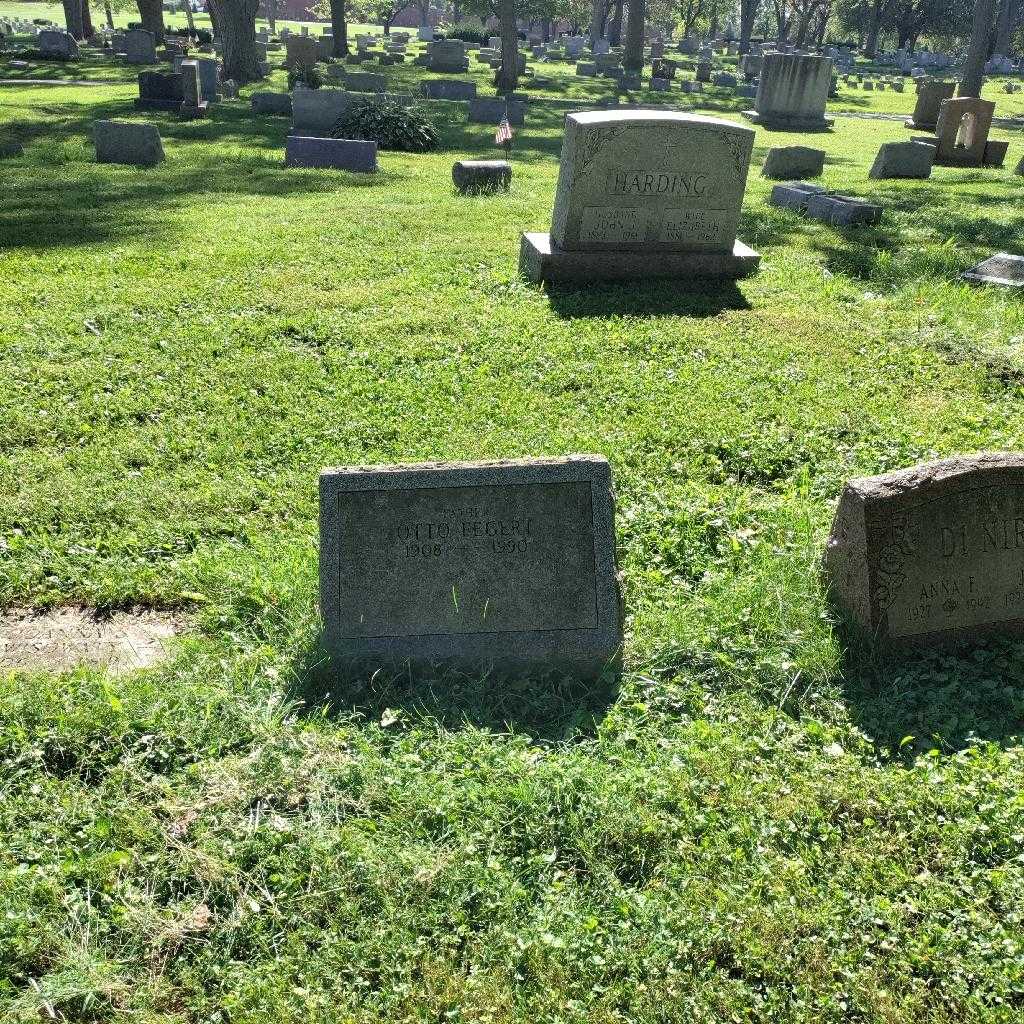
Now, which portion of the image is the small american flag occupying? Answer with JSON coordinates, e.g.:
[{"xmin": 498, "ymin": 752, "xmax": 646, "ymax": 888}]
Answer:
[{"xmin": 495, "ymin": 114, "xmax": 513, "ymax": 147}]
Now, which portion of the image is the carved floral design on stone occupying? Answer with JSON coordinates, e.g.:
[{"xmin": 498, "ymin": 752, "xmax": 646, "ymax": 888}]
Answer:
[{"xmin": 572, "ymin": 126, "xmax": 629, "ymax": 187}]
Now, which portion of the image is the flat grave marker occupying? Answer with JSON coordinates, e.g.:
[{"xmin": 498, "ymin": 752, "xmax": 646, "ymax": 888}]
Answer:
[{"xmin": 319, "ymin": 457, "xmax": 623, "ymax": 675}]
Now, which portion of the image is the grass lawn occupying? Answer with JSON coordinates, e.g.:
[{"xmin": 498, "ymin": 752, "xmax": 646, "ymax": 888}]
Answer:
[{"xmin": 3, "ymin": 19, "xmax": 1024, "ymax": 1024}]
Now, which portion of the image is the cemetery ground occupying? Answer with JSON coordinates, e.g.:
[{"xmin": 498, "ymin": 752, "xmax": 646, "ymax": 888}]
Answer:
[{"xmin": 4, "ymin": 40, "xmax": 1024, "ymax": 1024}]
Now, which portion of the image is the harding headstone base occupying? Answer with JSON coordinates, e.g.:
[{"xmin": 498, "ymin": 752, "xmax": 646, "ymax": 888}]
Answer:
[{"xmin": 519, "ymin": 232, "xmax": 760, "ymax": 284}]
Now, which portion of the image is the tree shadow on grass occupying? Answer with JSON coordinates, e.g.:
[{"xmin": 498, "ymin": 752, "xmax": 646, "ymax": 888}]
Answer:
[
  {"xmin": 0, "ymin": 96, "xmax": 397, "ymax": 249},
  {"xmin": 287, "ymin": 639, "xmax": 620, "ymax": 742},
  {"xmin": 837, "ymin": 628, "xmax": 1024, "ymax": 759}
]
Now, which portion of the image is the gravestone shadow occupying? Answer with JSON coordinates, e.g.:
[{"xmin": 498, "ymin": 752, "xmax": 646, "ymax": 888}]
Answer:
[
  {"xmin": 287, "ymin": 639, "xmax": 621, "ymax": 742},
  {"xmin": 837, "ymin": 629, "xmax": 1024, "ymax": 759},
  {"xmin": 545, "ymin": 278, "xmax": 751, "ymax": 319}
]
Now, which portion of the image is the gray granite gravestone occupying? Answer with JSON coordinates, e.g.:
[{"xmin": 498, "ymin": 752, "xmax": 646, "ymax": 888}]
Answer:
[
  {"xmin": 868, "ymin": 140, "xmax": 934, "ymax": 179},
  {"xmin": 38, "ymin": 29, "xmax": 79, "ymax": 60},
  {"xmin": 826, "ymin": 454, "xmax": 1024, "ymax": 644},
  {"xmin": 905, "ymin": 79, "xmax": 955, "ymax": 130},
  {"xmin": 178, "ymin": 60, "xmax": 207, "ymax": 119},
  {"xmin": 319, "ymin": 456, "xmax": 623, "ymax": 675},
  {"xmin": 762, "ymin": 145, "xmax": 826, "ymax": 179},
  {"xmin": 93, "ymin": 119, "xmax": 164, "ymax": 167},
  {"xmin": 520, "ymin": 109, "xmax": 759, "ymax": 284},
  {"xmin": 744, "ymin": 52, "xmax": 834, "ymax": 129},
  {"xmin": 252, "ymin": 91, "xmax": 293, "ymax": 116},
  {"xmin": 963, "ymin": 253, "xmax": 1024, "ymax": 287},
  {"xmin": 469, "ymin": 97, "xmax": 525, "ymax": 125},
  {"xmin": 804, "ymin": 192, "xmax": 882, "ymax": 226},
  {"xmin": 291, "ymin": 87, "xmax": 365, "ymax": 134},
  {"xmin": 453, "ymin": 159, "xmax": 512, "ymax": 193},
  {"xmin": 124, "ymin": 28, "xmax": 157, "ymax": 65},
  {"xmin": 422, "ymin": 79, "xmax": 477, "ymax": 100},
  {"xmin": 284, "ymin": 135, "xmax": 378, "ymax": 172}
]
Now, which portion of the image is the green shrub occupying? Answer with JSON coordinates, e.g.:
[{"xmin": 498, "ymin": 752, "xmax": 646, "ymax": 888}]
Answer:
[
  {"xmin": 288, "ymin": 65, "xmax": 324, "ymax": 91},
  {"xmin": 445, "ymin": 18, "xmax": 488, "ymax": 45},
  {"xmin": 331, "ymin": 101, "xmax": 439, "ymax": 153}
]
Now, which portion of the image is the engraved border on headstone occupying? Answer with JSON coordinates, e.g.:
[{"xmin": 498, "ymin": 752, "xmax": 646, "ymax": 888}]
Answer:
[{"xmin": 319, "ymin": 456, "xmax": 623, "ymax": 674}]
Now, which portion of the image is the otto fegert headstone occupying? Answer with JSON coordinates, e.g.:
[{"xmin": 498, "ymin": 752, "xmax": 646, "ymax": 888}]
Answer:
[
  {"xmin": 826, "ymin": 454, "xmax": 1024, "ymax": 644},
  {"xmin": 519, "ymin": 110, "xmax": 759, "ymax": 284},
  {"xmin": 319, "ymin": 456, "xmax": 622, "ymax": 675}
]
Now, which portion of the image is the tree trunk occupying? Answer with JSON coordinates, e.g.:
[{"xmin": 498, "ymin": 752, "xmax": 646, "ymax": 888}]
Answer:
[
  {"xmin": 863, "ymin": 7, "xmax": 882, "ymax": 57},
  {"xmin": 62, "ymin": 0, "xmax": 84, "ymax": 38},
  {"xmin": 608, "ymin": 0, "xmax": 623, "ymax": 45},
  {"xmin": 794, "ymin": 9, "xmax": 812, "ymax": 47},
  {"xmin": 542, "ymin": 18, "xmax": 551, "ymax": 42},
  {"xmin": 497, "ymin": 0, "xmax": 519, "ymax": 92},
  {"xmin": 623, "ymin": 0, "xmax": 644, "ymax": 70},
  {"xmin": 81, "ymin": 0, "xmax": 94, "ymax": 37},
  {"xmin": 589, "ymin": 0, "xmax": 605, "ymax": 49},
  {"xmin": 959, "ymin": 0, "xmax": 997, "ymax": 96},
  {"xmin": 995, "ymin": 0, "xmax": 1020, "ymax": 53},
  {"xmin": 136, "ymin": 0, "xmax": 165, "ymax": 44},
  {"xmin": 266, "ymin": 0, "xmax": 277, "ymax": 34},
  {"xmin": 814, "ymin": 6, "xmax": 829, "ymax": 44},
  {"xmin": 417, "ymin": 0, "xmax": 429, "ymax": 27},
  {"xmin": 329, "ymin": 0, "xmax": 348, "ymax": 56},
  {"xmin": 210, "ymin": 0, "xmax": 260, "ymax": 83},
  {"xmin": 104, "ymin": 0, "xmax": 114, "ymax": 29},
  {"xmin": 739, "ymin": 0, "xmax": 756, "ymax": 54},
  {"xmin": 184, "ymin": 0, "xmax": 196, "ymax": 38}
]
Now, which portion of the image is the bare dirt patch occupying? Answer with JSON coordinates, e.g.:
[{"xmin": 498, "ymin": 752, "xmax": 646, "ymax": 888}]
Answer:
[{"xmin": 0, "ymin": 607, "xmax": 190, "ymax": 674}]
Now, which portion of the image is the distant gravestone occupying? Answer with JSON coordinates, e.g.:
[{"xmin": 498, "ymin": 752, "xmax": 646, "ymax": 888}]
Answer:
[
  {"xmin": 286, "ymin": 35, "xmax": 319, "ymax": 72},
  {"xmin": 519, "ymin": 110, "xmax": 759, "ymax": 284},
  {"xmin": 135, "ymin": 70, "xmax": 185, "ymax": 112},
  {"xmin": 769, "ymin": 180, "xmax": 827, "ymax": 211},
  {"xmin": 905, "ymin": 79, "xmax": 955, "ymax": 130},
  {"xmin": 452, "ymin": 159, "xmax": 511, "ymax": 194},
  {"xmin": 804, "ymin": 192, "xmax": 882, "ymax": 226},
  {"xmin": 421, "ymin": 78, "xmax": 477, "ymax": 100},
  {"xmin": 124, "ymin": 28, "xmax": 157, "ymax": 65},
  {"xmin": 826, "ymin": 454, "xmax": 1024, "ymax": 644},
  {"xmin": 284, "ymin": 135, "xmax": 378, "ymax": 172},
  {"xmin": 869, "ymin": 139, "xmax": 934, "ymax": 179},
  {"xmin": 178, "ymin": 59, "xmax": 207, "ymax": 118},
  {"xmin": 762, "ymin": 145, "xmax": 825, "ymax": 179},
  {"xmin": 468, "ymin": 97, "xmax": 525, "ymax": 125},
  {"xmin": 934, "ymin": 96, "xmax": 995, "ymax": 167},
  {"xmin": 251, "ymin": 91, "xmax": 293, "ymax": 116},
  {"xmin": 291, "ymin": 87, "xmax": 366, "ymax": 134},
  {"xmin": 38, "ymin": 29, "xmax": 78, "ymax": 60},
  {"xmin": 93, "ymin": 119, "xmax": 164, "ymax": 167},
  {"xmin": 744, "ymin": 52, "xmax": 833, "ymax": 129},
  {"xmin": 963, "ymin": 253, "xmax": 1024, "ymax": 287},
  {"xmin": 319, "ymin": 456, "xmax": 623, "ymax": 675}
]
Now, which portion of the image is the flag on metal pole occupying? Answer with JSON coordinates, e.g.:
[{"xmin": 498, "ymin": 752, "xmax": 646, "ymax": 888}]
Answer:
[{"xmin": 495, "ymin": 99, "xmax": 513, "ymax": 157}]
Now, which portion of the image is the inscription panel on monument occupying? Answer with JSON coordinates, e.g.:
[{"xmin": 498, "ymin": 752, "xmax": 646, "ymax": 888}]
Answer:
[
  {"xmin": 867, "ymin": 481, "xmax": 1024, "ymax": 638},
  {"xmin": 579, "ymin": 206, "xmax": 643, "ymax": 244},
  {"xmin": 334, "ymin": 481, "xmax": 598, "ymax": 638},
  {"xmin": 550, "ymin": 111, "xmax": 755, "ymax": 254}
]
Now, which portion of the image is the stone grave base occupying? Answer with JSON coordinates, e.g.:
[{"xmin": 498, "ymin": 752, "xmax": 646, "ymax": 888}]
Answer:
[
  {"xmin": 742, "ymin": 110, "xmax": 834, "ymax": 130},
  {"xmin": 134, "ymin": 97, "xmax": 181, "ymax": 112},
  {"xmin": 519, "ymin": 233, "xmax": 760, "ymax": 284},
  {"xmin": 179, "ymin": 102, "xmax": 209, "ymax": 120},
  {"xmin": 904, "ymin": 118, "xmax": 937, "ymax": 131}
]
